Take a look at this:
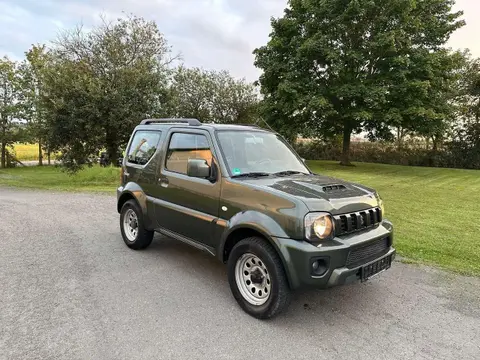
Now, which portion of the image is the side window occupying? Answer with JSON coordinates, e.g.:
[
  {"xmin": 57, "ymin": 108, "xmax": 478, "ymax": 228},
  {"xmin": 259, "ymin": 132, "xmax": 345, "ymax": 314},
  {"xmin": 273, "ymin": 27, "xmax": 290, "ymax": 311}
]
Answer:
[
  {"xmin": 166, "ymin": 133, "xmax": 212, "ymax": 174},
  {"xmin": 127, "ymin": 131, "xmax": 162, "ymax": 165}
]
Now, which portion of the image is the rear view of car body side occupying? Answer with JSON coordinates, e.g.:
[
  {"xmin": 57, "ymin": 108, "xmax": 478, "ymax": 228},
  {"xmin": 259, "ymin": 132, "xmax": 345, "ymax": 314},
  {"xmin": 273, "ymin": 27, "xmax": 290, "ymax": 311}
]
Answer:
[{"xmin": 117, "ymin": 119, "xmax": 395, "ymax": 319}]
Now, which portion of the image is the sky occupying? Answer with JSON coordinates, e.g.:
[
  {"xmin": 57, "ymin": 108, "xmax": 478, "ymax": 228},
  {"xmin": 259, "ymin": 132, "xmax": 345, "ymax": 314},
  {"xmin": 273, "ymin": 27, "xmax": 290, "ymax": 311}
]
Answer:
[{"xmin": 0, "ymin": 0, "xmax": 479, "ymax": 82}]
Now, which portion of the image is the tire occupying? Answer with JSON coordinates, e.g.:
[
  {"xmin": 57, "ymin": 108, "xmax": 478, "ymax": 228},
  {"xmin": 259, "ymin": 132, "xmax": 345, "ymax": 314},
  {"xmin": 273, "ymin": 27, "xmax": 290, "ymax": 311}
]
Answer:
[
  {"xmin": 227, "ymin": 237, "xmax": 291, "ymax": 319},
  {"xmin": 120, "ymin": 199, "xmax": 154, "ymax": 250}
]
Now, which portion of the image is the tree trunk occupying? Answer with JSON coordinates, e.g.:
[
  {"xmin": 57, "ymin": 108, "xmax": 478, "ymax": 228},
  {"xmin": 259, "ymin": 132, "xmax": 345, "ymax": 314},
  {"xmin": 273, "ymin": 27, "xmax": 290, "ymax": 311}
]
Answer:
[
  {"xmin": 105, "ymin": 127, "xmax": 119, "ymax": 166},
  {"xmin": 38, "ymin": 140, "xmax": 43, "ymax": 166},
  {"xmin": 47, "ymin": 148, "xmax": 51, "ymax": 165},
  {"xmin": 1, "ymin": 142, "xmax": 5, "ymax": 169},
  {"xmin": 106, "ymin": 142, "xmax": 118, "ymax": 167},
  {"xmin": 432, "ymin": 136, "xmax": 439, "ymax": 151},
  {"xmin": 396, "ymin": 127, "xmax": 401, "ymax": 149},
  {"xmin": 396, "ymin": 126, "xmax": 405, "ymax": 149},
  {"xmin": 340, "ymin": 125, "xmax": 353, "ymax": 166}
]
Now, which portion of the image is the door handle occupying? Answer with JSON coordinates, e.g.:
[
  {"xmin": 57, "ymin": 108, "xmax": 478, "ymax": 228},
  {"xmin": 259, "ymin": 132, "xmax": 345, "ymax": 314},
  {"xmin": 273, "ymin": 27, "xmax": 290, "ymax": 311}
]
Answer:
[
  {"xmin": 124, "ymin": 171, "xmax": 130, "ymax": 177},
  {"xmin": 159, "ymin": 177, "xmax": 169, "ymax": 188}
]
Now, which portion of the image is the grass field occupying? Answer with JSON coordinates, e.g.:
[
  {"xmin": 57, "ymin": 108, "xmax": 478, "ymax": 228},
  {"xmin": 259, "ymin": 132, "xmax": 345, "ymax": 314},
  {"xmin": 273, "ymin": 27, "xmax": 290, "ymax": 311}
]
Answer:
[
  {"xmin": 308, "ymin": 161, "xmax": 480, "ymax": 276},
  {"xmin": 0, "ymin": 165, "xmax": 119, "ymax": 193},
  {"xmin": 9, "ymin": 143, "xmax": 58, "ymax": 162},
  {"xmin": 0, "ymin": 160, "xmax": 478, "ymax": 276}
]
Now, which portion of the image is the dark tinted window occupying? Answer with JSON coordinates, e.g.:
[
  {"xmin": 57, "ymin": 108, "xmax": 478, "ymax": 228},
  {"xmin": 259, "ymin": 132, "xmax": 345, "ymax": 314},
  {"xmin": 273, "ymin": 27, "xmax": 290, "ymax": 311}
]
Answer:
[
  {"xmin": 127, "ymin": 131, "xmax": 161, "ymax": 165},
  {"xmin": 166, "ymin": 133, "xmax": 212, "ymax": 174}
]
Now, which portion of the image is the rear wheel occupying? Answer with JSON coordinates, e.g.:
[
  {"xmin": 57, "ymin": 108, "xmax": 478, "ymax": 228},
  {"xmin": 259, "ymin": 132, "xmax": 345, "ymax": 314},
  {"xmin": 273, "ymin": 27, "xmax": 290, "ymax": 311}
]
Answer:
[
  {"xmin": 120, "ymin": 200, "xmax": 154, "ymax": 250},
  {"xmin": 227, "ymin": 237, "xmax": 291, "ymax": 319}
]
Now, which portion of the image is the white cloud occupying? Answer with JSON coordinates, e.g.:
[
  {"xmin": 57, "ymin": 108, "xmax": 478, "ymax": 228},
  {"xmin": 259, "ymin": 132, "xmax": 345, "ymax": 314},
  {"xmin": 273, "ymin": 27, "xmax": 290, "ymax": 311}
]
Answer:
[
  {"xmin": 448, "ymin": 0, "xmax": 480, "ymax": 57},
  {"xmin": 0, "ymin": 0, "xmax": 286, "ymax": 80}
]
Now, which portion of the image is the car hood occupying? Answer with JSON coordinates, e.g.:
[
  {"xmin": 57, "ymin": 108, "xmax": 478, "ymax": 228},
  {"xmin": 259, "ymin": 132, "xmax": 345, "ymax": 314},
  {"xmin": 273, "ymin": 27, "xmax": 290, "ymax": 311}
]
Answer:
[{"xmin": 241, "ymin": 174, "xmax": 379, "ymax": 214}]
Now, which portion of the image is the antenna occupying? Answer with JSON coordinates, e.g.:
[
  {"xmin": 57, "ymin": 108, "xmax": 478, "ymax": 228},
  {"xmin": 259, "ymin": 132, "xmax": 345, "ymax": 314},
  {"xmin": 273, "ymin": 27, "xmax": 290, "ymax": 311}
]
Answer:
[{"xmin": 254, "ymin": 117, "xmax": 276, "ymax": 133}]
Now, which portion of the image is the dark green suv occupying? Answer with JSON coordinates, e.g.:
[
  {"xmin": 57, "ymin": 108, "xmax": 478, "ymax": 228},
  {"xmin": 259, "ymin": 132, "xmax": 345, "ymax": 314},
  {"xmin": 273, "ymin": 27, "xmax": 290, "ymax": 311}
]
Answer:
[{"xmin": 117, "ymin": 118, "xmax": 395, "ymax": 319}]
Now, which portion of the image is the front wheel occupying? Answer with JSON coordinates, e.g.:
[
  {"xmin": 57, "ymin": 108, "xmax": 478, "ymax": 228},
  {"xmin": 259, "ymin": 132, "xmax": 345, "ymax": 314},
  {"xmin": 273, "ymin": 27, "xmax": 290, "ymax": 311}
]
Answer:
[
  {"xmin": 120, "ymin": 199, "xmax": 154, "ymax": 250},
  {"xmin": 227, "ymin": 237, "xmax": 291, "ymax": 319}
]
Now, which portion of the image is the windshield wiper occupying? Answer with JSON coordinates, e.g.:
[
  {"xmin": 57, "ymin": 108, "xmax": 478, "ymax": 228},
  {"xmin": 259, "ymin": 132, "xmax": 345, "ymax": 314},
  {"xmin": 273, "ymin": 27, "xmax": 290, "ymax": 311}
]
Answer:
[
  {"xmin": 273, "ymin": 170, "xmax": 309, "ymax": 176},
  {"xmin": 231, "ymin": 172, "xmax": 271, "ymax": 179}
]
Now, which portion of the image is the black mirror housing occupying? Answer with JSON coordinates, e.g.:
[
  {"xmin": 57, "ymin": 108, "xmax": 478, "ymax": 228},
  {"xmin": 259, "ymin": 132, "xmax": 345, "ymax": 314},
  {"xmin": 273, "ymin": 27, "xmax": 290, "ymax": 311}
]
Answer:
[{"xmin": 187, "ymin": 158, "xmax": 211, "ymax": 178}]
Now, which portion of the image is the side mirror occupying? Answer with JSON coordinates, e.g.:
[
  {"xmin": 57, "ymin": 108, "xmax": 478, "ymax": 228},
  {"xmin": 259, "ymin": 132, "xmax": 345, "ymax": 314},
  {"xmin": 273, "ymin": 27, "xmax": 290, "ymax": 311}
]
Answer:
[{"xmin": 187, "ymin": 158, "xmax": 211, "ymax": 178}]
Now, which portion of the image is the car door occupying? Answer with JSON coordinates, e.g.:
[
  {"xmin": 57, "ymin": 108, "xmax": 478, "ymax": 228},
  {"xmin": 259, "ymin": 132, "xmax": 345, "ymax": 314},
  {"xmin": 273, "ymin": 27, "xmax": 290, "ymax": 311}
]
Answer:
[{"xmin": 153, "ymin": 129, "xmax": 221, "ymax": 249}]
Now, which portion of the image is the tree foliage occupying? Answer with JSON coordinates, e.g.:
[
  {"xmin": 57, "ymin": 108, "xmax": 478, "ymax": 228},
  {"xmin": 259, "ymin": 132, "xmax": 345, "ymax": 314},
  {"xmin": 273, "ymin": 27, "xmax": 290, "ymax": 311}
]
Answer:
[
  {"xmin": 41, "ymin": 15, "xmax": 173, "ymax": 170},
  {"xmin": 254, "ymin": 0, "xmax": 465, "ymax": 164},
  {"xmin": 19, "ymin": 44, "xmax": 51, "ymax": 165},
  {"xmin": 447, "ymin": 56, "xmax": 480, "ymax": 167},
  {"xmin": 0, "ymin": 14, "xmax": 259, "ymax": 171},
  {"xmin": 0, "ymin": 57, "xmax": 23, "ymax": 168},
  {"xmin": 168, "ymin": 66, "xmax": 259, "ymax": 124}
]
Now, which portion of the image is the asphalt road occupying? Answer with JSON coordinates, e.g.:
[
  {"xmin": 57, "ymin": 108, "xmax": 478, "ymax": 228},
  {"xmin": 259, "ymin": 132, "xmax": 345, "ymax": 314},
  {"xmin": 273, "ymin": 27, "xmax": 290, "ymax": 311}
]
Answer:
[{"xmin": 1, "ymin": 188, "xmax": 479, "ymax": 360}]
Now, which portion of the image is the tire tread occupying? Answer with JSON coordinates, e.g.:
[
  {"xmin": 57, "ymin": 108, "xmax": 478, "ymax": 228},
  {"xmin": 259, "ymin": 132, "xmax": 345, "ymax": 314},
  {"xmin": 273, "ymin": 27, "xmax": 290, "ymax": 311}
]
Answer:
[
  {"xmin": 120, "ymin": 199, "xmax": 154, "ymax": 250},
  {"xmin": 228, "ymin": 236, "xmax": 291, "ymax": 319}
]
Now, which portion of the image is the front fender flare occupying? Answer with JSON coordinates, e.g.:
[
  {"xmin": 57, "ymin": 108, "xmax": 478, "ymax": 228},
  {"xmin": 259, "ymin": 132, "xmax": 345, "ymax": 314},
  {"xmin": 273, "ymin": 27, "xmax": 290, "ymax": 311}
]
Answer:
[{"xmin": 217, "ymin": 210, "xmax": 295, "ymax": 287}]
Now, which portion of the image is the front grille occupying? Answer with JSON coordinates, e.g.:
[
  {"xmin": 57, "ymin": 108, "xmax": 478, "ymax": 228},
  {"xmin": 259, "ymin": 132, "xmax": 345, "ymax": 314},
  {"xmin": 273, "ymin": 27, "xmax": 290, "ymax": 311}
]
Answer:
[
  {"xmin": 346, "ymin": 237, "xmax": 390, "ymax": 268},
  {"xmin": 333, "ymin": 207, "xmax": 382, "ymax": 236}
]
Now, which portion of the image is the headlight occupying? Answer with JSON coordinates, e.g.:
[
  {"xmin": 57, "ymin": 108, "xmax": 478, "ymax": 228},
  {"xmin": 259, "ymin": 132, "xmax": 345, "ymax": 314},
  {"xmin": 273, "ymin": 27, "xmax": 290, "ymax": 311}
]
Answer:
[
  {"xmin": 375, "ymin": 192, "xmax": 385, "ymax": 216},
  {"xmin": 305, "ymin": 212, "xmax": 334, "ymax": 242}
]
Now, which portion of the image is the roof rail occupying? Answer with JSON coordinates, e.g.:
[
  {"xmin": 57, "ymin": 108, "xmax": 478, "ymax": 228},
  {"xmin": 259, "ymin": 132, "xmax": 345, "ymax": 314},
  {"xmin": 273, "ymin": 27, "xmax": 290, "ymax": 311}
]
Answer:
[
  {"xmin": 235, "ymin": 123, "xmax": 260, "ymax": 128},
  {"xmin": 140, "ymin": 118, "xmax": 202, "ymax": 126}
]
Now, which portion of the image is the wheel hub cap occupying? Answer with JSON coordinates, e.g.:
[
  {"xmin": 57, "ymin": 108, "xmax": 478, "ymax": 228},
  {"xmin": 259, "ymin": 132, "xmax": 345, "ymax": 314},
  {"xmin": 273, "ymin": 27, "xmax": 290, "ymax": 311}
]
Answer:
[
  {"xmin": 123, "ymin": 209, "xmax": 138, "ymax": 242},
  {"xmin": 235, "ymin": 253, "xmax": 272, "ymax": 306},
  {"xmin": 250, "ymin": 269, "xmax": 264, "ymax": 284}
]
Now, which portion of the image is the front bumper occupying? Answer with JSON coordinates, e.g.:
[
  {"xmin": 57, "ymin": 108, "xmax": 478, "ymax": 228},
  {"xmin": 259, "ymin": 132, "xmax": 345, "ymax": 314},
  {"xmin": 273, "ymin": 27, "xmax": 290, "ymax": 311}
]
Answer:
[
  {"xmin": 274, "ymin": 220, "xmax": 395, "ymax": 290},
  {"xmin": 326, "ymin": 247, "xmax": 395, "ymax": 287}
]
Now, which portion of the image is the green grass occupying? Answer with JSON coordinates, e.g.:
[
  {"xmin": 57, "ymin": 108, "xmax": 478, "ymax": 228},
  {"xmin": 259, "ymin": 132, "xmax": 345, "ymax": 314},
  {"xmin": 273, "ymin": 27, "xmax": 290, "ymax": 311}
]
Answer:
[
  {"xmin": 0, "ymin": 160, "xmax": 479, "ymax": 276},
  {"xmin": 0, "ymin": 165, "xmax": 120, "ymax": 193},
  {"xmin": 307, "ymin": 161, "xmax": 480, "ymax": 276}
]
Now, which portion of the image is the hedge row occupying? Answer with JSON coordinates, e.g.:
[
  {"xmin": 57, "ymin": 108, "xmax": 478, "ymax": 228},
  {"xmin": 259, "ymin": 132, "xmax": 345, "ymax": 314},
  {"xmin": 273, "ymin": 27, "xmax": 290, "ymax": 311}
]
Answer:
[{"xmin": 294, "ymin": 140, "xmax": 480, "ymax": 170}]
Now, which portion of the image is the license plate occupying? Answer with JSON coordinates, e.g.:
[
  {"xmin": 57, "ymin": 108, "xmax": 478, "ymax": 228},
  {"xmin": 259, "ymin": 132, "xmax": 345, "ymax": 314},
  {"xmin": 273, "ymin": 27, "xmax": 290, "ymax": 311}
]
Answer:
[{"xmin": 361, "ymin": 254, "xmax": 392, "ymax": 282}]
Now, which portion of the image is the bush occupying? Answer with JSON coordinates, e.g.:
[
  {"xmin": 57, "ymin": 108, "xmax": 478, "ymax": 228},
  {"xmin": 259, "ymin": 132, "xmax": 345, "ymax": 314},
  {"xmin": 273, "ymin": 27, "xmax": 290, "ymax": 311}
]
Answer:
[
  {"xmin": 446, "ymin": 122, "xmax": 480, "ymax": 169},
  {"xmin": 294, "ymin": 139, "xmax": 480, "ymax": 170}
]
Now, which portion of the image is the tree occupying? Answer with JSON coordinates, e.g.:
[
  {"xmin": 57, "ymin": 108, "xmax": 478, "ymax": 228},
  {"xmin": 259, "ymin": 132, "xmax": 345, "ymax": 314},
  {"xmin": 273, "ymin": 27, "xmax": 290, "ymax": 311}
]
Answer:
[
  {"xmin": 167, "ymin": 66, "xmax": 217, "ymax": 121},
  {"xmin": 458, "ymin": 56, "xmax": 480, "ymax": 123},
  {"xmin": 446, "ymin": 55, "xmax": 480, "ymax": 168},
  {"xmin": 372, "ymin": 49, "xmax": 468, "ymax": 149},
  {"xmin": 20, "ymin": 44, "xmax": 50, "ymax": 165},
  {"xmin": 254, "ymin": 0, "xmax": 464, "ymax": 165},
  {"xmin": 0, "ymin": 57, "xmax": 22, "ymax": 168},
  {"xmin": 41, "ymin": 14, "xmax": 173, "ymax": 171},
  {"xmin": 209, "ymin": 70, "xmax": 259, "ymax": 124},
  {"xmin": 168, "ymin": 66, "xmax": 259, "ymax": 124}
]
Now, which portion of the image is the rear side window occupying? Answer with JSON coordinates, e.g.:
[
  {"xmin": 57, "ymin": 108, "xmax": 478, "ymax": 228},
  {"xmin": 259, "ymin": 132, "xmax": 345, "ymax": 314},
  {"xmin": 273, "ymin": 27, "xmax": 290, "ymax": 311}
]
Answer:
[
  {"xmin": 127, "ymin": 131, "xmax": 161, "ymax": 165},
  {"xmin": 166, "ymin": 133, "xmax": 212, "ymax": 174}
]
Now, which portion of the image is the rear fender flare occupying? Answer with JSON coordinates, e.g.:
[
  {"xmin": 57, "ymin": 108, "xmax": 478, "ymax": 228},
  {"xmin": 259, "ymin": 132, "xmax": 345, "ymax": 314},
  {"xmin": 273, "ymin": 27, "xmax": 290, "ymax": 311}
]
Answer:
[{"xmin": 117, "ymin": 183, "xmax": 153, "ymax": 229}]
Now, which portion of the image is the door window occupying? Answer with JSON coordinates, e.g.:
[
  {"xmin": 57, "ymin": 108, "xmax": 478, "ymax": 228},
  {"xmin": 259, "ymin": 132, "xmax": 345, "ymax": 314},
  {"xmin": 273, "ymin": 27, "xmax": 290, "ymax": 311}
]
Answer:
[
  {"xmin": 127, "ymin": 131, "xmax": 162, "ymax": 165},
  {"xmin": 166, "ymin": 133, "xmax": 212, "ymax": 174}
]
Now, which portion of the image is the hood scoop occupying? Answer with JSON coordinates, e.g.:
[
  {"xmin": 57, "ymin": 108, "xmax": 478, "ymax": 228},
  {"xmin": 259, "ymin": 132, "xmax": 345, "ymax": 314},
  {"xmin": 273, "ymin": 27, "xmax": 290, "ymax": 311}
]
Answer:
[
  {"xmin": 264, "ymin": 177, "xmax": 371, "ymax": 201},
  {"xmin": 321, "ymin": 184, "xmax": 347, "ymax": 192},
  {"xmin": 293, "ymin": 181, "xmax": 348, "ymax": 194}
]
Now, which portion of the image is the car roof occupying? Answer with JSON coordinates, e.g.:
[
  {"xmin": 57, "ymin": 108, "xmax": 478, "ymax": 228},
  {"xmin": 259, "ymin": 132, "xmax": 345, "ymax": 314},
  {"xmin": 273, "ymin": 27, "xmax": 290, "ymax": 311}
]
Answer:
[{"xmin": 134, "ymin": 118, "xmax": 273, "ymax": 133}]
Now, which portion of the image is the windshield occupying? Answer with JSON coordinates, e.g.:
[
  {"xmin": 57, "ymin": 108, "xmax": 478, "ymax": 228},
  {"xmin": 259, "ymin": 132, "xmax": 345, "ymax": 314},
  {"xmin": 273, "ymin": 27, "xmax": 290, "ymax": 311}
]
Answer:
[{"xmin": 216, "ymin": 130, "xmax": 309, "ymax": 176}]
